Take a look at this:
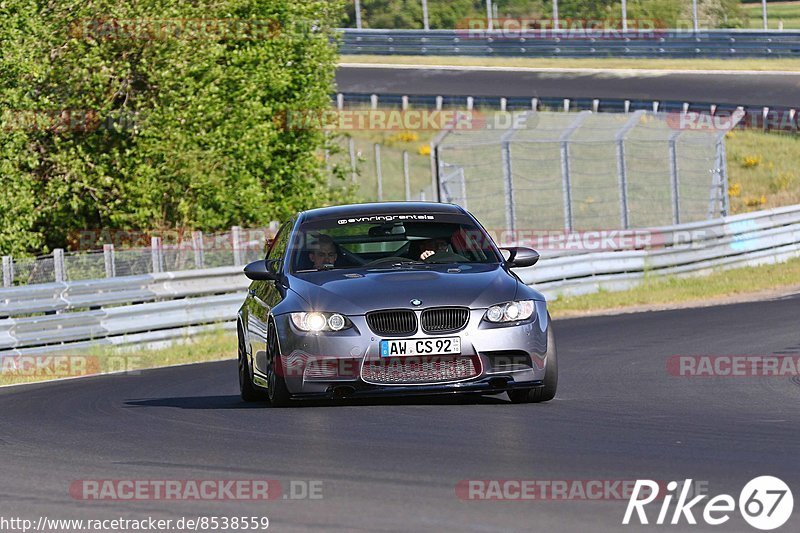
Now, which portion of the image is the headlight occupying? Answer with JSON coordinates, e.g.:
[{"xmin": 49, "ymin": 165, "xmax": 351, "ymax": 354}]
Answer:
[
  {"xmin": 484, "ymin": 300, "xmax": 535, "ymax": 323},
  {"xmin": 290, "ymin": 312, "xmax": 351, "ymax": 332}
]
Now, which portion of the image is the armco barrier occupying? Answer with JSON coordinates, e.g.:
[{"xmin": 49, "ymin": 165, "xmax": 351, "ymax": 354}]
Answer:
[
  {"xmin": 339, "ymin": 29, "xmax": 800, "ymax": 58},
  {"xmin": 1, "ymin": 205, "xmax": 799, "ymax": 356}
]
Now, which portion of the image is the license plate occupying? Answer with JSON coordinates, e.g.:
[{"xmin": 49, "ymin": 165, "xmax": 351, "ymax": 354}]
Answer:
[{"xmin": 380, "ymin": 337, "xmax": 461, "ymax": 357}]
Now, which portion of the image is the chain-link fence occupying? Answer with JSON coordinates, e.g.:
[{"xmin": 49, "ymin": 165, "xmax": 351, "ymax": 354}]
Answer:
[
  {"xmin": 434, "ymin": 110, "xmax": 731, "ymax": 232},
  {"xmin": 2, "ymin": 225, "xmax": 278, "ymax": 287}
]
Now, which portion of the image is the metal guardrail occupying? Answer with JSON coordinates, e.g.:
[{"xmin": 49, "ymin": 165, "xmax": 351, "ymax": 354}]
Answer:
[
  {"xmin": 0, "ymin": 267, "xmax": 248, "ymax": 355},
  {"xmin": 517, "ymin": 204, "xmax": 800, "ymax": 296},
  {"xmin": 336, "ymin": 93, "xmax": 799, "ymax": 134},
  {"xmin": 1, "ymin": 205, "xmax": 799, "ymax": 356},
  {"xmin": 339, "ymin": 29, "xmax": 800, "ymax": 58}
]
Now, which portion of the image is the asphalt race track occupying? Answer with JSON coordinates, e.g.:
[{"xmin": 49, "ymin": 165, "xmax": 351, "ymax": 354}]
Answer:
[
  {"xmin": 336, "ymin": 65, "xmax": 800, "ymax": 107},
  {"xmin": 2, "ymin": 295, "xmax": 799, "ymax": 532}
]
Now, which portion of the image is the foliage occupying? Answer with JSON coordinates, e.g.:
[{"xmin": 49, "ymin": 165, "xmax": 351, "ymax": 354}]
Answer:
[{"xmin": 0, "ymin": 0, "xmax": 347, "ymax": 255}]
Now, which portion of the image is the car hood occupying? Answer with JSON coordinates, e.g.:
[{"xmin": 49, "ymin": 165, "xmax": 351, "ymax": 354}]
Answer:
[{"xmin": 288, "ymin": 264, "xmax": 526, "ymax": 314}]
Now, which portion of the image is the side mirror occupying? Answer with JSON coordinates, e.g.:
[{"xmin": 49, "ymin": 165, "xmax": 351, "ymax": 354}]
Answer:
[
  {"xmin": 244, "ymin": 259, "xmax": 280, "ymax": 281},
  {"xmin": 502, "ymin": 247, "xmax": 539, "ymax": 268}
]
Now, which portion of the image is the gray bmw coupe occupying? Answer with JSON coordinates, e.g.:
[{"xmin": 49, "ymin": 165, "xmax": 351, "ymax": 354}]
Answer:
[{"xmin": 238, "ymin": 202, "xmax": 556, "ymax": 406}]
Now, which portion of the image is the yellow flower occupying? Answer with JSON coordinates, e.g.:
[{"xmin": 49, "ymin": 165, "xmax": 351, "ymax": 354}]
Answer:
[
  {"xmin": 728, "ymin": 183, "xmax": 741, "ymax": 197},
  {"xmin": 417, "ymin": 144, "xmax": 431, "ymax": 156},
  {"xmin": 741, "ymin": 156, "xmax": 761, "ymax": 168}
]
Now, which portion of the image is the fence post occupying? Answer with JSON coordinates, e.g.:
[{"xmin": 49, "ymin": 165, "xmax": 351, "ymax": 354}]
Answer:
[
  {"xmin": 349, "ymin": 137, "xmax": 357, "ymax": 183},
  {"xmin": 374, "ymin": 144, "xmax": 383, "ymax": 201},
  {"xmin": 717, "ymin": 133, "xmax": 730, "ymax": 217},
  {"xmin": 558, "ymin": 111, "xmax": 592, "ymax": 231},
  {"xmin": 336, "ymin": 93, "xmax": 344, "ymax": 110},
  {"xmin": 232, "ymin": 226, "xmax": 243, "ymax": 266},
  {"xmin": 615, "ymin": 110, "xmax": 645, "ymax": 230},
  {"xmin": 192, "ymin": 231, "xmax": 205, "ymax": 269},
  {"xmin": 436, "ymin": 96, "xmax": 443, "ymax": 111},
  {"xmin": 466, "ymin": 96, "xmax": 474, "ymax": 110},
  {"xmin": 499, "ymin": 111, "xmax": 530, "ymax": 233},
  {"xmin": 370, "ymin": 94, "xmax": 378, "ymax": 109},
  {"xmin": 53, "ymin": 248, "xmax": 65, "ymax": 283},
  {"xmin": 151, "ymin": 236, "xmax": 163, "ymax": 273},
  {"xmin": 103, "ymin": 244, "xmax": 116, "ymax": 278},
  {"xmin": 401, "ymin": 95, "xmax": 409, "ymax": 110},
  {"xmin": 403, "ymin": 150, "xmax": 411, "ymax": 201},
  {"xmin": 668, "ymin": 131, "xmax": 682, "ymax": 225},
  {"xmin": 2, "ymin": 256, "xmax": 12, "ymax": 287}
]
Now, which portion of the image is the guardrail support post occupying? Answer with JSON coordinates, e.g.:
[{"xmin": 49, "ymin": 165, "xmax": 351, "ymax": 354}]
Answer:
[
  {"xmin": 192, "ymin": 231, "xmax": 205, "ymax": 269},
  {"xmin": 500, "ymin": 98, "xmax": 507, "ymax": 112},
  {"xmin": 336, "ymin": 93, "xmax": 344, "ymax": 110},
  {"xmin": 349, "ymin": 137, "xmax": 357, "ymax": 183},
  {"xmin": 370, "ymin": 94, "xmax": 378, "ymax": 109},
  {"xmin": 151, "ymin": 237, "xmax": 163, "ymax": 273},
  {"xmin": 2, "ymin": 256, "xmax": 13, "ymax": 287},
  {"xmin": 401, "ymin": 95, "xmax": 409, "ymax": 110},
  {"xmin": 53, "ymin": 248, "xmax": 66, "ymax": 283},
  {"xmin": 232, "ymin": 226, "xmax": 243, "ymax": 266},
  {"xmin": 435, "ymin": 96, "xmax": 443, "ymax": 111},
  {"xmin": 103, "ymin": 244, "xmax": 116, "ymax": 278},
  {"xmin": 466, "ymin": 96, "xmax": 474, "ymax": 111},
  {"xmin": 531, "ymin": 98, "xmax": 538, "ymax": 111}
]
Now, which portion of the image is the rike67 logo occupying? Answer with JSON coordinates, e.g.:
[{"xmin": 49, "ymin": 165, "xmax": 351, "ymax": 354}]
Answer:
[{"xmin": 623, "ymin": 477, "xmax": 793, "ymax": 530}]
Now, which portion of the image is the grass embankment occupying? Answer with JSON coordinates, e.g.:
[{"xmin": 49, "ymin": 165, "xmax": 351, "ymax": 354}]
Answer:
[
  {"xmin": 742, "ymin": 1, "xmax": 800, "ymax": 29},
  {"xmin": 0, "ymin": 329, "xmax": 236, "ymax": 387},
  {"xmin": 549, "ymin": 256, "xmax": 800, "ymax": 316}
]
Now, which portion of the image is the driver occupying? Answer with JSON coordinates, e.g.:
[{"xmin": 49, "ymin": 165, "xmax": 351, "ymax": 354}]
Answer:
[
  {"xmin": 309, "ymin": 235, "xmax": 338, "ymax": 269},
  {"xmin": 418, "ymin": 238, "xmax": 448, "ymax": 260}
]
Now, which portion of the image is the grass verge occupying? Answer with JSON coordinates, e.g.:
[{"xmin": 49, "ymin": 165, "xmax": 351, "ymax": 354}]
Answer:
[
  {"xmin": 549, "ymin": 255, "xmax": 800, "ymax": 317},
  {"xmin": 0, "ymin": 328, "xmax": 236, "ymax": 387},
  {"xmin": 743, "ymin": 1, "xmax": 800, "ymax": 29},
  {"xmin": 341, "ymin": 55, "xmax": 800, "ymax": 72}
]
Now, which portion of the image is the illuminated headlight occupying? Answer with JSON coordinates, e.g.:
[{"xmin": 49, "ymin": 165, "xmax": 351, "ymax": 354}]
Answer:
[
  {"xmin": 291, "ymin": 312, "xmax": 351, "ymax": 332},
  {"xmin": 484, "ymin": 300, "xmax": 535, "ymax": 323}
]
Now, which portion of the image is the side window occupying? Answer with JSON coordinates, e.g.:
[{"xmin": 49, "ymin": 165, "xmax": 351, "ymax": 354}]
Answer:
[{"xmin": 266, "ymin": 221, "xmax": 292, "ymax": 263}]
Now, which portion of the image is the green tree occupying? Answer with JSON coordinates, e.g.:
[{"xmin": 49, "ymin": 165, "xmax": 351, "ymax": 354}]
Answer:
[{"xmin": 0, "ymin": 0, "xmax": 346, "ymax": 255}]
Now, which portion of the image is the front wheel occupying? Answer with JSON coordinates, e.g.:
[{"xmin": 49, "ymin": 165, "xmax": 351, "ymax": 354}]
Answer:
[
  {"xmin": 239, "ymin": 327, "xmax": 267, "ymax": 402},
  {"xmin": 266, "ymin": 321, "xmax": 292, "ymax": 407},
  {"xmin": 509, "ymin": 319, "xmax": 558, "ymax": 404}
]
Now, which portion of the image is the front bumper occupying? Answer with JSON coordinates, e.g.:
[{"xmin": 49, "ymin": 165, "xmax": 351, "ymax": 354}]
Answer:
[{"xmin": 265, "ymin": 303, "xmax": 551, "ymax": 398}]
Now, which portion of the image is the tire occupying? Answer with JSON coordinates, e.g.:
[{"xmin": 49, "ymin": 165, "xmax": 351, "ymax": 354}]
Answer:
[
  {"xmin": 266, "ymin": 321, "xmax": 292, "ymax": 408},
  {"xmin": 239, "ymin": 325, "xmax": 267, "ymax": 402},
  {"xmin": 509, "ymin": 319, "xmax": 558, "ymax": 404}
]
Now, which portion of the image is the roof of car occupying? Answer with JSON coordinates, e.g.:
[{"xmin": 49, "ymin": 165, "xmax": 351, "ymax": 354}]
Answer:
[{"xmin": 298, "ymin": 202, "xmax": 466, "ymax": 221}]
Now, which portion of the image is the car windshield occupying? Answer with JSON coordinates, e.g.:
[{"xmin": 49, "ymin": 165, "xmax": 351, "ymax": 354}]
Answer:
[{"xmin": 290, "ymin": 213, "xmax": 500, "ymax": 272}]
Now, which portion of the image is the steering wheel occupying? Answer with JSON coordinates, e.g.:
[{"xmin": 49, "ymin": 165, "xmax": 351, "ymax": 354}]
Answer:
[
  {"xmin": 365, "ymin": 256, "xmax": 421, "ymax": 267},
  {"xmin": 337, "ymin": 245, "xmax": 367, "ymax": 266},
  {"xmin": 422, "ymin": 251, "xmax": 468, "ymax": 264}
]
